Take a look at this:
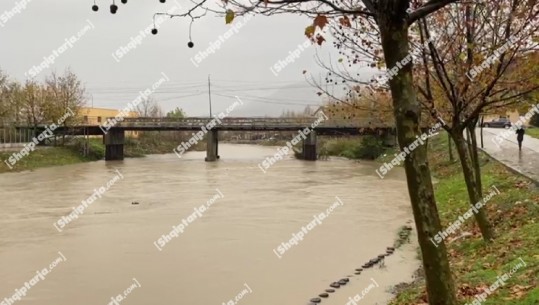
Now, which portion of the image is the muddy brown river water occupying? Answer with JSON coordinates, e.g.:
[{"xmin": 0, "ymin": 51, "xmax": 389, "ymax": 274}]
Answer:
[{"xmin": 0, "ymin": 144, "xmax": 419, "ymax": 305}]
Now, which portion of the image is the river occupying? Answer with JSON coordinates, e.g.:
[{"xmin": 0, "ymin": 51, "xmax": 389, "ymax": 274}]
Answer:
[{"xmin": 0, "ymin": 144, "xmax": 419, "ymax": 305}]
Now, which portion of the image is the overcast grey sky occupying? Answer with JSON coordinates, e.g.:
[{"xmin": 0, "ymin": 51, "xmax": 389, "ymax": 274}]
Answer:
[{"xmin": 0, "ymin": 0, "xmax": 375, "ymax": 116}]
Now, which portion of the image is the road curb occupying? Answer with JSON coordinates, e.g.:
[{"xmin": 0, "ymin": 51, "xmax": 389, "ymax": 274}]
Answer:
[{"xmin": 476, "ymin": 145, "xmax": 539, "ymax": 187}]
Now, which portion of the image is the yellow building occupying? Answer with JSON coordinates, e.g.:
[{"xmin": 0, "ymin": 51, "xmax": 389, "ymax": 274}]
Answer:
[
  {"xmin": 78, "ymin": 107, "xmax": 139, "ymax": 137},
  {"xmin": 79, "ymin": 107, "xmax": 138, "ymax": 124}
]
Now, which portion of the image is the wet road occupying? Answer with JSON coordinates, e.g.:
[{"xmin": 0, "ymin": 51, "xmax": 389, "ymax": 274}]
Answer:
[{"xmin": 475, "ymin": 128, "xmax": 539, "ymax": 182}]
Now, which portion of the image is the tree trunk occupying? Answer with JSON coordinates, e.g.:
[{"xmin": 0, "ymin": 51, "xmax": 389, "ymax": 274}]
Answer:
[
  {"xmin": 62, "ymin": 122, "xmax": 66, "ymax": 146},
  {"xmin": 378, "ymin": 5, "xmax": 456, "ymax": 304},
  {"xmin": 448, "ymin": 132, "xmax": 454, "ymax": 162},
  {"xmin": 452, "ymin": 131, "xmax": 493, "ymax": 241},
  {"xmin": 467, "ymin": 119, "xmax": 483, "ymax": 197}
]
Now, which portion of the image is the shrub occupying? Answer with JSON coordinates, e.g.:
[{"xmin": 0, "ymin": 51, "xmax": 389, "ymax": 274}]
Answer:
[
  {"xmin": 325, "ymin": 138, "xmax": 359, "ymax": 156},
  {"xmin": 356, "ymin": 135, "xmax": 386, "ymax": 160},
  {"xmin": 67, "ymin": 137, "xmax": 105, "ymax": 160},
  {"xmin": 530, "ymin": 113, "xmax": 539, "ymax": 127},
  {"xmin": 322, "ymin": 136, "xmax": 386, "ymax": 160}
]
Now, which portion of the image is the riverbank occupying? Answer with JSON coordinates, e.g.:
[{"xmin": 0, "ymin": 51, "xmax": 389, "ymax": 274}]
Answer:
[
  {"xmin": 0, "ymin": 136, "xmax": 205, "ymax": 174},
  {"xmin": 318, "ymin": 137, "xmax": 386, "ymax": 160},
  {"xmin": 0, "ymin": 146, "xmax": 97, "ymax": 173},
  {"xmin": 226, "ymin": 137, "xmax": 386, "ymax": 160},
  {"xmin": 388, "ymin": 132, "xmax": 539, "ymax": 304},
  {"xmin": 0, "ymin": 136, "xmax": 386, "ymax": 174}
]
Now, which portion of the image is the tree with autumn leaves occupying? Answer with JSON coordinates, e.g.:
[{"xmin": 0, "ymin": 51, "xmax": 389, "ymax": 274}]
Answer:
[
  {"xmin": 327, "ymin": 0, "xmax": 539, "ymax": 244},
  {"xmin": 94, "ymin": 0, "xmax": 530, "ymax": 303},
  {"xmin": 0, "ymin": 69, "xmax": 86, "ymax": 130},
  {"xmin": 416, "ymin": 0, "xmax": 539, "ymax": 241},
  {"xmin": 320, "ymin": 88, "xmax": 394, "ymax": 127},
  {"xmin": 411, "ymin": 0, "xmax": 539, "ymax": 242}
]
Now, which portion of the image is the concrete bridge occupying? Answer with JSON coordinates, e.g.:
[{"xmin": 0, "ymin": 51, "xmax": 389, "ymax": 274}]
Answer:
[{"xmin": 20, "ymin": 117, "xmax": 396, "ymax": 161}]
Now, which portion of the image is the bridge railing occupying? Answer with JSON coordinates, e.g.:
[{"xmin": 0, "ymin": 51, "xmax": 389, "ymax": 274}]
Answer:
[
  {"xmin": 109, "ymin": 117, "xmax": 386, "ymax": 128},
  {"xmin": 13, "ymin": 117, "xmax": 394, "ymax": 129}
]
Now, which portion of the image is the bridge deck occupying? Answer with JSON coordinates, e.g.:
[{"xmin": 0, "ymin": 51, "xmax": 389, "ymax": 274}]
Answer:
[
  {"xmin": 17, "ymin": 117, "xmax": 395, "ymax": 136},
  {"xmin": 111, "ymin": 117, "xmax": 391, "ymax": 129}
]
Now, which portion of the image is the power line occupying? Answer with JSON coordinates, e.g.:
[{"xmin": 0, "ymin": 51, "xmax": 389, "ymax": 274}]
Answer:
[
  {"xmin": 227, "ymin": 93, "xmax": 322, "ymax": 104},
  {"xmin": 214, "ymin": 93, "xmax": 322, "ymax": 107},
  {"xmin": 211, "ymin": 85, "xmax": 316, "ymax": 93},
  {"xmin": 210, "ymin": 79, "xmax": 306, "ymax": 84}
]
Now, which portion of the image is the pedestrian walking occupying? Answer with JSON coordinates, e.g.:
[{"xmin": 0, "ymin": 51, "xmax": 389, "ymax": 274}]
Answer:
[{"xmin": 516, "ymin": 126, "xmax": 525, "ymax": 151}]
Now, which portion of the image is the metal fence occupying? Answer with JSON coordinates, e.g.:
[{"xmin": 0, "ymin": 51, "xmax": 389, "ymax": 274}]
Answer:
[{"xmin": 0, "ymin": 126, "xmax": 34, "ymax": 144}]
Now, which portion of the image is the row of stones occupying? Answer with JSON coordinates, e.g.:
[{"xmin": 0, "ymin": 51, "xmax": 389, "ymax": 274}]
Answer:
[{"xmin": 307, "ymin": 225, "xmax": 413, "ymax": 304}]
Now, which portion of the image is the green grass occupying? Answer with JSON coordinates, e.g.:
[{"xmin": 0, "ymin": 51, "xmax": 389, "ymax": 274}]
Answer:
[
  {"xmin": 524, "ymin": 127, "xmax": 539, "ymax": 140},
  {"xmin": 0, "ymin": 134, "xmax": 207, "ymax": 173},
  {"xmin": 389, "ymin": 132, "xmax": 539, "ymax": 305},
  {"xmin": 321, "ymin": 136, "xmax": 387, "ymax": 160},
  {"xmin": 0, "ymin": 146, "xmax": 99, "ymax": 173}
]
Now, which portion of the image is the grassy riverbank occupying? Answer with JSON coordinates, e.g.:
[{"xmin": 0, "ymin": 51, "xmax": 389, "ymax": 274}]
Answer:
[
  {"xmin": 0, "ymin": 135, "xmax": 205, "ymax": 174},
  {"xmin": 315, "ymin": 137, "xmax": 387, "ymax": 160},
  {"xmin": 388, "ymin": 133, "xmax": 539, "ymax": 304},
  {"xmin": 0, "ymin": 146, "xmax": 97, "ymax": 173}
]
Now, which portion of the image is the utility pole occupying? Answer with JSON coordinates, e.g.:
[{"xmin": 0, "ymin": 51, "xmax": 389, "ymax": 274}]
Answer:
[{"xmin": 208, "ymin": 75, "xmax": 213, "ymax": 117}]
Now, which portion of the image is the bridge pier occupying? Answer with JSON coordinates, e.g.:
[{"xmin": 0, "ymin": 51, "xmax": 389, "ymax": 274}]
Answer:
[
  {"xmin": 104, "ymin": 129, "xmax": 124, "ymax": 161},
  {"xmin": 205, "ymin": 129, "xmax": 219, "ymax": 162},
  {"xmin": 303, "ymin": 130, "xmax": 317, "ymax": 161}
]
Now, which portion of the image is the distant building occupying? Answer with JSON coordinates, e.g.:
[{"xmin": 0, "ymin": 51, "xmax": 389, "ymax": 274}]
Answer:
[
  {"xmin": 79, "ymin": 107, "xmax": 138, "ymax": 125},
  {"xmin": 482, "ymin": 110, "xmax": 525, "ymax": 126},
  {"xmin": 78, "ymin": 107, "xmax": 139, "ymax": 137}
]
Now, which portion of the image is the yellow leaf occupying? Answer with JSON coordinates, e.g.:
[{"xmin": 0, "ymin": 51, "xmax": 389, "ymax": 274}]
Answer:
[
  {"xmin": 225, "ymin": 10, "xmax": 235, "ymax": 24},
  {"xmin": 305, "ymin": 25, "xmax": 315, "ymax": 38}
]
